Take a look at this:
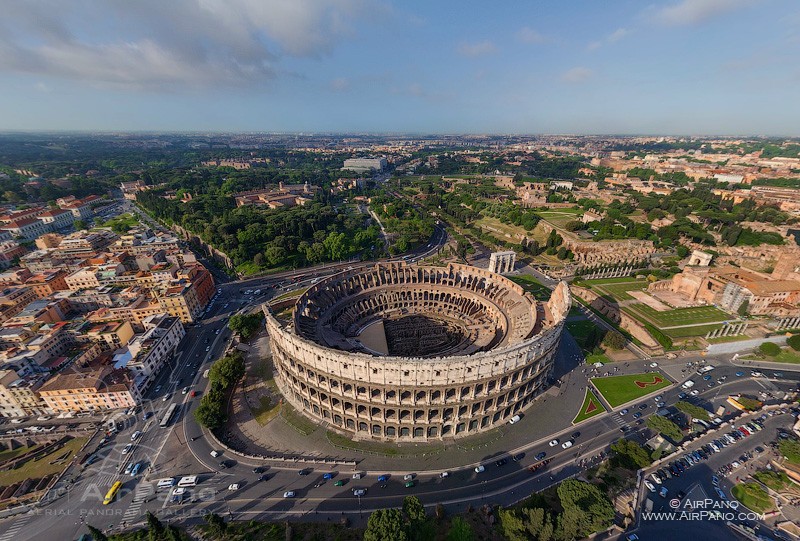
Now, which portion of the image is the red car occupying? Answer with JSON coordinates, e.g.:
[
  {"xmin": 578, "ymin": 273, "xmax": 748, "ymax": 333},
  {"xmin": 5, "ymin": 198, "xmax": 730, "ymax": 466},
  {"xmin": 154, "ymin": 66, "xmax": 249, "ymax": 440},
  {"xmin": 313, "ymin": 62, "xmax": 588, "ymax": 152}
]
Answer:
[{"xmin": 190, "ymin": 391, "xmax": 197, "ymax": 397}]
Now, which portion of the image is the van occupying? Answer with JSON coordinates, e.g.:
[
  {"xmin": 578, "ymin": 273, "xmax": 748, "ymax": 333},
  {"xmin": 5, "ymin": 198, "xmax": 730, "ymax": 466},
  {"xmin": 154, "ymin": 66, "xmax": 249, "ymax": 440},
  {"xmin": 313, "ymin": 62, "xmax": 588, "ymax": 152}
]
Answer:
[
  {"xmin": 681, "ymin": 380, "xmax": 695, "ymax": 390},
  {"xmin": 509, "ymin": 415, "xmax": 521, "ymax": 425},
  {"xmin": 352, "ymin": 472, "xmax": 363, "ymax": 479}
]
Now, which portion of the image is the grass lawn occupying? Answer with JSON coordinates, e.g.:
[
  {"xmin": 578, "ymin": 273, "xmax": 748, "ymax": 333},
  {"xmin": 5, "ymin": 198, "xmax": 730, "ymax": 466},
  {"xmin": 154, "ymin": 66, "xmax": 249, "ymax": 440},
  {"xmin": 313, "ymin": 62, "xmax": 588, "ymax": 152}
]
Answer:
[
  {"xmin": 662, "ymin": 323, "xmax": 725, "ymax": 339},
  {"xmin": 586, "ymin": 352, "xmax": 611, "ymax": 365},
  {"xmin": 573, "ymin": 389, "xmax": 607, "ymax": 424},
  {"xmin": 624, "ymin": 304, "xmax": 730, "ymax": 328},
  {"xmin": 251, "ymin": 396, "xmax": 281, "ymax": 426},
  {"xmin": 475, "ymin": 216, "xmax": 531, "ymax": 241},
  {"xmin": 731, "ymin": 482, "xmax": 776, "ymax": 513},
  {"xmin": 280, "ymin": 403, "xmax": 317, "ymax": 436},
  {"xmin": 327, "ymin": 430, "xmax": 445, "ymax": 456},
  {"xmin": 596, "ymin": 282, "xmax": 647, "ymax": 301},
  {"xmin": 0, "ymin": 437, "xmax": 87, "ymax": 487},
  {"xmin": 509, "ymin": 274, "xmax": 551, "ymax": 301},
  {"xmin": 0, "ymin": 445, "xmax": 39, "ymax": 463},
  {"xmin": 591, "ymin": 373, "xmax": 672, "ymax": 408},
  {"xmin": 566, "ymin": 320, "xmax": 597, "ymax": 344},
  {"xmin": 705, "ymin": 334, "xmax": 749, "ymax": 344},
  {"xmin": 271, "ymin": 287, "xmax": 309, "ymax": 303},
  {"xmin": 753, "ymin": 470, "xmax": 792, "ymax": 492}
]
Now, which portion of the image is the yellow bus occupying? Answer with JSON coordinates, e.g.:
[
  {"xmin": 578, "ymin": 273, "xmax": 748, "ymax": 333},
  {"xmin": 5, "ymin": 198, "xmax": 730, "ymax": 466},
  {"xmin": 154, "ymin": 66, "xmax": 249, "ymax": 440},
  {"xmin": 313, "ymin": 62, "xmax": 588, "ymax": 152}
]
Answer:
[{"xmin": 103, "ymin": 481, "xmax": 122, "ymax": 505}]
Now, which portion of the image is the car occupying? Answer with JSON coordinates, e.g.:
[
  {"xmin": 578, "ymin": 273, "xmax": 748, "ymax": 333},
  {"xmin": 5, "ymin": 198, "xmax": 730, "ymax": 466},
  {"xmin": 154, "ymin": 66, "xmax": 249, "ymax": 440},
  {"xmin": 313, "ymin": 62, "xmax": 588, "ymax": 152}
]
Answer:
[
  {"xmin": 131, "ymin": 431, "xmax": 141, "ymax": 441},
  {"xmin": 626, "ymin": 535, "xmax": 640, "ymax": 541},
  {"xmin": 774, "ymin": 372, "xmax": 784, "ymax": 378},
  {"xmin": 162, "ymin": 393, "xmax": 170, "ymax": 402},
  {"xmin": 653, "ymin": 395, "xmax": 663, "ymax": 402},
  {"xmin": 706, "ymin": 382, "xmax": 715, "ymax": 388},
  {"xmin": 378, "ymin": 474, "xmax": 389, "ymax": 482},
  {"xmin": 633, "ymin": 412, "xmax": 642, "ymax": 419},
  {"xmin": 131, "ymin": 462, "xmax": 143, "ymax": 476},
  {"xmin": 549, "ymin": 439, "xmax": 559, "ymax": 446},
  {"xmin": 644, "ymin": 480, "xmax": 656, "ymax": 492},
  {"xmin": 620, "ymin": 408, "xmax": 629, "ymax": 415},
  {"xmin": 718, "ymin": 375, "xmax": 727, "ymax": 382},
  {"xmin": 715, "ymin": 488, "xmax": 727, "ymax": 500},
  {"xmin": 219, "ymin": 460, "xmax": 233, "ymax": 469},
  {"xmin": 36, "ymin": 415, "xmax": 51, "ymax": 421},
  {"xmin": 656, "ymin": 401, "xmax": 666, "ymax": 408},
  {"xmin": 9, "ymin": 419, "xmax": 23, "ymax": 424},
  {"xmin": 638, "ymin": 403, "xmax": 648, "ymax": 410},
  {"xmin": 143, "ymin": 412, "xmax": 154, "ymax": 420},
  {"xmin": 512, "ymin": 453, "xmax": 525, "ymax": 462},
  {"xmin": 122, "ymin": 443, "xmax": 133, "ymax": 454},
  {"xmin": 298, "ymin": 469, "xmax": 310, "ymax": 476},
  {"xmin": 190, "ymin": 391, "xmax": 197, "ymax": 397},
  {"xmin": 495, "ymin": 458, "xmax": 508, "ymax": 467},
  {"xmin": 703, "ymin": 375, "xmax": 712, "ymax": 381},
  {"xmin": 650, "ymin": 473, "xmax": 662, "ymax": 484},
  {"xmin": 649, "ymin": 362, "xmax": 659, "ymax": 368},
  {"xmin": 352, "ymin": 473, "xmax": 363, "ymax": 479},
  {"xmin": 227, "ymin": 484, "xmax": 240, "ymax": 491},
  {"xmin": 205, "ymin": 346, "xmax": 210, "ymax": 352},
  {"xmin": 252, "ymin": 467, "xmax": 265, "ymax": 474},
  {"xmin": 405, "ymin": 481, "xmax": 415, "ymax": 488},
  {"xmin": 154, "ymin": 385, "xmax": 162, "ymax": 393},
  {"xmin": 475, "ymin": 465, "xmax": 485, "ymax": 473},
  {"xmin": 210, "ymin": 450, "xmax": 220, "ymax": 457},
  {"xmin": 676, "ymin": 490, "xmax": 686, "ymax": 500},
  {"xmin": 659, "ymin": 486, "xmax": 668, "ymax": 498},
  {"xmin": 283, "ymin": 491, "xmax": 295, "ymax": 498},
  {"xmin": 562, "ymin": 440, "xmax": 573, "ymax": 449},
  {"xmin": 440, "ymin": 472, "xmax": 450, "ymax": 478},
  {"xmin": 658, "ymin": 468, "xmax": 671, "ymax": 480},
  {"xmin": 258, "ymin": 474, "xmax": 269, "ymax": 481},
  {"xmin": 690, "ymin": 390, "xmax": 700, "ymax": 396},
  {"xmin": 124, "ymin": 463, "xmax": 134, "ymax": 475},
  {"xmin": 735, "ymin": 371, "xmax": 745, "ymax": 377},
  {"xmin": 678, "ymin": 392, "xmax": 687, "ymax": 399},
  {"xmin": 334, "ymin": 480, "xmax": 346, "ymax": 486},
  {"xmin": 535, "ymin": 452, "xmax": 547, "ymax": 461},
  {"xmin": 751, "ymin": 371, "xmax": 763, "ymax": 377},
  {"xmin": 353, "ymin": 489, "xmax": 366, "ymax": 496},
  {"xmin": 571, "ymin": 431, "xmax": 581, "ymax": 439},
  {"xmin": 182, "ymin": 386, "xmax": 190, "ymax": 394},
  {"xmin": 323, "ymin": 473, "xmax": 335, "ymax": 480}
]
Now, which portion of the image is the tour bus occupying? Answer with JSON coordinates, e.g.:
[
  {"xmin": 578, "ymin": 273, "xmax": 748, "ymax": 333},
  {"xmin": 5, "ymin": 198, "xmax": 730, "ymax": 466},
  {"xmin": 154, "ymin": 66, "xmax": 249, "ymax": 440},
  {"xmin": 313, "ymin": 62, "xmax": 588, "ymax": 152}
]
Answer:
[
  {"xmin": 697, "ymin": 365, "xmax": 715, "ymax": 375},
  {"xmin": 177, "ymin": 475, "xmax": 198, "ymax": 488},
  {"xmin": 103, "ymin": 481, "xmax": 123, "ymax": 505},
  {"xmin": 156, "ymin": 478, "xmax": 176, "ymax": 491},
  {"xmin": 159, "ymin": 403, "xmax": 178, "ymax": 428}
]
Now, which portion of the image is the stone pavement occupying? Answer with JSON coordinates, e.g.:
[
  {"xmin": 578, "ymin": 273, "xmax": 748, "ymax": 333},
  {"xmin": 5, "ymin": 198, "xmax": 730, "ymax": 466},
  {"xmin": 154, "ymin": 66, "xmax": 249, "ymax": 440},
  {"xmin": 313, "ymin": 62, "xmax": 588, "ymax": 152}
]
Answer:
[{"xmin": 218, "ymin": 328, "xmax": 609, "ymax": 472}]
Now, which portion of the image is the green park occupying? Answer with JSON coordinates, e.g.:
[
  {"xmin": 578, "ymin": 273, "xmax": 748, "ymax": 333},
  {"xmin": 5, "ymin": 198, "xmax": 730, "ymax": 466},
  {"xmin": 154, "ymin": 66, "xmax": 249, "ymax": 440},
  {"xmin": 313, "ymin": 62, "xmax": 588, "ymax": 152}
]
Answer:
[{"xmin": 590, "ymin": 373, "xmax": 672, "ymax": 408}]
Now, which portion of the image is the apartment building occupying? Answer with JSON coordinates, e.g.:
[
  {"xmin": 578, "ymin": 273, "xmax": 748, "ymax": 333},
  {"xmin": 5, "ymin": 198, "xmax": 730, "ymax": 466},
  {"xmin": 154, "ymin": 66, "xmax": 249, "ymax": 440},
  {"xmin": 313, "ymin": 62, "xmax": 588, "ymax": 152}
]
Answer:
[
  {"xmin": 0, "ymin": 371, "xmax": 49, "ymax": 418},
  {"xmin": 113, "ymin": 313, "xmax": 184, "ymax": 392},
  {"xmin": 25, "ymin": 269, "xmax": 69, "ymax": 298},
  {"xmin": 38, "ymin": 365, "xmax": 138, "ymax": 413}
]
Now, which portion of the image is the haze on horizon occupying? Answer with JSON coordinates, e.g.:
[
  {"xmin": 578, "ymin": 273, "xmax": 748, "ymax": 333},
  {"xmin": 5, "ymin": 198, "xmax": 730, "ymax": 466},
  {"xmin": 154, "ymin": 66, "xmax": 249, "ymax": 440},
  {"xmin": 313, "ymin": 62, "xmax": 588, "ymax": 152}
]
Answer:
[{"xmin": 0, "ymin": 0, "xmax": 798, "ymax": 136}]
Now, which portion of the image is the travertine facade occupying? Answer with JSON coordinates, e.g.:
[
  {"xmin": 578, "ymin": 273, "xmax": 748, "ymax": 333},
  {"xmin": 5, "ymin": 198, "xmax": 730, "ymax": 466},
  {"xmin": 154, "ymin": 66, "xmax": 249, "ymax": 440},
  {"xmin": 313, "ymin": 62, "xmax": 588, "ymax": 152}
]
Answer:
[{"xmin": 265, "ymin": 262, "xmax": 570, "ymax": 441}]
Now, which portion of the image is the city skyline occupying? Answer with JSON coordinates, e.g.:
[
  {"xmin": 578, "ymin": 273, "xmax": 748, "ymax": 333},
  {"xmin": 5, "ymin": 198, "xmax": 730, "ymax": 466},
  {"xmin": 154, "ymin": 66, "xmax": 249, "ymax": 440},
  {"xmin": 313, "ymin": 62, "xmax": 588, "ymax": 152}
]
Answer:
[{"xmin": 0, "ymin": 0, "xmax": 799, "ymax": 135}]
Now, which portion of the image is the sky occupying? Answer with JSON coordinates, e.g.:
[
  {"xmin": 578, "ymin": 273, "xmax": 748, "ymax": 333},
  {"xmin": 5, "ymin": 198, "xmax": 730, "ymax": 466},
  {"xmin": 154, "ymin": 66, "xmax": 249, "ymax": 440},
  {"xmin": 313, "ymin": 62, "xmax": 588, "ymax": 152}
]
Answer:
[{"xmin": 0, "ymin": 0, "xmax": 799, "ymax": 135}]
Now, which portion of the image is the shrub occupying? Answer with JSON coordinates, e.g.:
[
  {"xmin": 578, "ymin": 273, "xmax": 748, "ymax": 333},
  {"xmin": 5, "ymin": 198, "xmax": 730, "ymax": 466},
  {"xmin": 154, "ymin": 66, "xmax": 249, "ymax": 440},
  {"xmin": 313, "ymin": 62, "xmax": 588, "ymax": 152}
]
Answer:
[{"xmin": 759, "ymin": 342, "xmax": 780, "ymax": 357}]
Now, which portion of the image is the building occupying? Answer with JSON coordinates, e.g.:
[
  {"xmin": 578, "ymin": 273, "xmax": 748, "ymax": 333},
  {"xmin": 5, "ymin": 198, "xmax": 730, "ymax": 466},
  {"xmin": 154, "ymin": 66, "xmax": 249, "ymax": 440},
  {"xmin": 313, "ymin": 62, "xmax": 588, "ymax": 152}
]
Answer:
[
  {"xmin": 38, "ymin": 365, "xmax": 138, "ymax": 413},
  {"xmin": 84, "ymin": 320, "xmax": 136, "ymax": 350},
  {"xmin": 0, "ymin": 371, "xmax": 49, "ymax": 418},
  {"xmin": 37, "ymin": 209, "xmax": 74, "ymax": 231},
  {"xmin": 488, "ymin": 251, "xmax": 517, "ymax": 274},
  {"xmin": 35, "ymin": 233, "xmax": 63, "ymax": 250},
  {"xmin": 265, "ymin": 263, "xmax": 570, "ymax": 442},
  {"xmin": 343, "ymin": 157, "xmax": 388, "ymax": 173},
  {"xmin": 112, "ymin": 314, "xmax": 185, "ymax": 393},
  {"xmin": 0, "ymin": 241, "xmax": 27, "ymax": 269},
  {"xmin": 0, "ymin": 218, "xmax": 50, "ymax": 242},
  {"xmin": 25, "ymin": 269, "xmax": 69, "ymax": 298},
  {"xmin": 0, "ymin": 286, "xmax": 37, "ymax": 324}
]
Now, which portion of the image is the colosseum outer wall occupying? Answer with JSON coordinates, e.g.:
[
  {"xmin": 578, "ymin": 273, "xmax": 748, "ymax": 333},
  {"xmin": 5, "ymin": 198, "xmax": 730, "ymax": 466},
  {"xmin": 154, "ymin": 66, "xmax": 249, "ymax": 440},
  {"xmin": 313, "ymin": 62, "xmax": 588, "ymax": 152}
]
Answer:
[{"xmin": 264, "ymin": 273, "xmax": 571, "ymax": 442}]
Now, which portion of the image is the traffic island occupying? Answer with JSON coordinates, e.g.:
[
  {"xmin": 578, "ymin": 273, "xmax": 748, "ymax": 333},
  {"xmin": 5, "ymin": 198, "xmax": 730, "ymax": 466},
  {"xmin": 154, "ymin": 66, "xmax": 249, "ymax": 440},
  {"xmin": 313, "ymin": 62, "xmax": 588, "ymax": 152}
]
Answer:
[
  {"xmin": 573, "ymin": 388, "xmax": 607, "ymax": 424},
  {"xmin": 590, "ymin": 372, "xmax": 672, "ymax": 409}
]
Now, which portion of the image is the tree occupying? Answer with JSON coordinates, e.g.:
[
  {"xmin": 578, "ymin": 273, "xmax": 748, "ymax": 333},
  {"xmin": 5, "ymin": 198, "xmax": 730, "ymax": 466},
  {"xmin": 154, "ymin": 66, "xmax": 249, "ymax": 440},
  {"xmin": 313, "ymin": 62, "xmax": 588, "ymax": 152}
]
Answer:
[
  {"xmin": 556, "ymin": 480, "xmax": 615, "ymax": 540},
  {"xmin": 610, "ymin": 438, "xmax": 652, "ymax": 469},
  {"xmin": 86, "ymin": 525, "xmax": 108, "ymax": 541},
  {"xmin": 788, "ymin": 334, "xmax": 800, "ymax": 351},
  {"xmin": 759, "ymin": 342, "xmax": 780, "ymax": 357},
  {"xmin": 403, "ymin": 496, "xmax": 426, "ymax": 524},
  {"xmin": 602, "ymin": 330, "xmax": 627, "ymax": 350},
  {"xmin": 363, "ymin": 509, "xmax": 407, "ymax": 541},
  {"xmin": 227, "ymin": 313, "xmax": 263, "ymax": 340},
  {"xmin": 646, "ymin": 415, "xmax": 684, "ymax": 442},
  {"xmin": 565, "ymin": 220, "xmax": 584, "ymax": 232},
  {"xmin": 737, "ymin": 299, "xmax": 749, "ymax": 316},
  {"xmin": 208, "ymin": 352, "xmax": 246, "ymax": 388},
  {"xmin": 674, "ymin": 400, "xmax": 710, "ymax": 421},
  {"xmin": 194, "ymin": 389, "xmax": 227, "ymax": 429},
  {"xmin": 74, "ymin": 219, "xmax": 87, "ymax": 230},
  {"xmin": 204, "ymin": 513, "xmax": 227, "ymax": 536},
  {"xmin": 446, "ymin": 516, "xmax": 474, "ymax": 541},
  {"xmin": 146, "ymin": 511, "xmax": 165, "ymax": 541}
]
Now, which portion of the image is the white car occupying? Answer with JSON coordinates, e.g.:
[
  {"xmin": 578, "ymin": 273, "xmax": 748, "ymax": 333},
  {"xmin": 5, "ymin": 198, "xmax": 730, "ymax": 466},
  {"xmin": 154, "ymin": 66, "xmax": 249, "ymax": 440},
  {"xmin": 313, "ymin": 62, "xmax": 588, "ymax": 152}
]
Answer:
[
  {"xmin": 37, "ymin": 415, "xmax": 51, "ymax": 421},
  {"xmin": 644, "ymin": 480, "xmax": 656, "ymax": 492},
  {"xmin": 653, "ymin": 395, "xmax": 663, "ymax": 402},
  {"xmin": 131, "ymin": 430, "xmax": 142, "ymax": 441},
  {"xmin": 649, "ymin": 362, "xmax": 659, "ymax": 368},
  {"xmin": 227, "ymin": 484, "xmax": 240, "ymax": 491},
  {"xmin": 403, "ymin": 474, "xmax": 414, "ymax": 481},
  {"xmin": 650, "ymin": 473, "xmax": 662, "ymax": 484},
  {"xmin": 689, "ymin": 390, "xmax": 700, "ymax": 396},
  {"xmin": 562, "ymin": 440, "xmax": 573, "ymax": 449},
  {"xmin": 210, "ymin": 450, "xmax": 220, "ymax": 457},
  {"xmin": 283, "ymin": 491, "xmax": 296, "ymax": 498},
  {"xmin": 439, "ymin": 472, "xmax": 449, "ymax": 479},
  {"xmin": 474, "ymin": 465, "xmax": 485, "ymax": 473},
  {"xmin": 353, "ymin": 489, "xmax": 366, "ymax": 496},
  {"xmin": 549, "ymin": 439, "xmax": 559, "ymax": 447},
  {"xmin": 122, "ymin": 443, "xmax": 133, "ymax": 454}
]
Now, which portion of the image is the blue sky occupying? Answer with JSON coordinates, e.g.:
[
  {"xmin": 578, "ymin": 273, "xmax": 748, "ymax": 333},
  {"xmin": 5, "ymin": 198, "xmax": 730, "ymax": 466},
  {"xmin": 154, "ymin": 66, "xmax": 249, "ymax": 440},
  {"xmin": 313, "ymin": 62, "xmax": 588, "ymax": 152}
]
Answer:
[{"xmin": 0, "ymin": 0, "xmax": 798, "ymax": 135}]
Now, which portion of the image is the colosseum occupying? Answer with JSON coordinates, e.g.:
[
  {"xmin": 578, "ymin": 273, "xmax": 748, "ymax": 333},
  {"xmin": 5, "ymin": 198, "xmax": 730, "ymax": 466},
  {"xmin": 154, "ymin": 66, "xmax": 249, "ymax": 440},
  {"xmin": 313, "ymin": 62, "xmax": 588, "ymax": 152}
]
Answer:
[{"xmin": 264, "ymin": 262, "xmax": 571, "ymax": 442}]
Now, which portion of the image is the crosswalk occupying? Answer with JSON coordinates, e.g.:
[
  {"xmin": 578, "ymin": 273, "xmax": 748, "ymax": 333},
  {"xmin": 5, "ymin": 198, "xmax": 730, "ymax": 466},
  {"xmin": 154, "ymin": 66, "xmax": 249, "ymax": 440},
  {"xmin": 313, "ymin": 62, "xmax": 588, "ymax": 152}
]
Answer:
[
  {"xmin": 0, "ymin": 514, "xmax": 33, "ymax": 541},
  {"xmin": 121, "ymin": 483, "xmax": 154, "ymax": 524},
  {"xmin": 610, "ymin": 412, "xmax": 633, "ymax": 433}
]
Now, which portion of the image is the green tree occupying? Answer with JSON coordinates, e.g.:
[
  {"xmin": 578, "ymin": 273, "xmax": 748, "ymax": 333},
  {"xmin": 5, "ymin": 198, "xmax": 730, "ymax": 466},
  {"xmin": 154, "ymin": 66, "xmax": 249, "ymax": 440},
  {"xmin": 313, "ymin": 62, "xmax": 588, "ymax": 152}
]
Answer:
[
  {"xmin": 402, "ymin": 496, "xmax": 426, "ymax": 524},
  {"xmin": 209, "ymin": 352, "xmax": 246, "ymax": 388},
  {"xmin": 787, "ymin": 334, "xmax": 800, "ymax": 351},
  {"xmin": 74, "ymin": 219, "xmax": 87, "ymax": 230},
  {"xmin": 227, "ymin": 313, "xmax": 263, "ymax": 340},
  {"xmin": 602, "ymin": 330, "xmax": 627, "ymax": 350},
  {"xmin": 146, "ymin": 511, "xmax": 165, "ymax": 541},
  {"xmin": 86, "ymin": 525, "xmax": 108, "ymax": 541},
  {"xmin": 737, "ymin": 299, "xmax": 749, "ymax": 316},
  {"xmin": 204, "ymin": 513, "xmax": 227, "ymax": 536},
  {"xmin": 646, "ymin": 415, "xmax": 684, "ymax": 442},
  {"xmin": 556, "ymin": 480, "xmax": 615, "ymax": 539},
  {"xmin": 364, "ymin": 508, "xmax": 407, "ymax": 541},
  {"xmin": 779, "ymin": 439, "xmax": 800, "ymax": 465},
  {"xmin": 674, "ymin": 400, "xmax": 710, "ymax": 421},
  {"xmin": 194, "ymin": 390, "xmax": 227, "ymax": 429},
  {"xmin": 445, "ymin": 516, "xmax": 474, "ymax": 541},
  {"xmin": 610, "ymin": 439, "xmax": 653, "ymax": 469},
  {"xmin": 759, "ymin": 342, "xmax": 780, "ymax": 357}
]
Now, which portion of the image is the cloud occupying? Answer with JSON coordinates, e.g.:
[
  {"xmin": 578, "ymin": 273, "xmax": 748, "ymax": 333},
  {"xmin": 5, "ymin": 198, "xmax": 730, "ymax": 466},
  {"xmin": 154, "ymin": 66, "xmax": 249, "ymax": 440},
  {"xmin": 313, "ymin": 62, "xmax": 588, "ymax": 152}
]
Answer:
[
  {"xmin": 457, "ymin": 40, "xmax": 498, "ymax": 57},
  {"xmin": 560, "ymin": 67, "xmax": 593, "ymax": 84},
  {"xmin": 330, "ymin": 77, "xmax": 350, "ymax": 92},
  {"xmin": 516, "ymin": 27, "xmax": 546, "ymax": 44},
  {"xmin": 655, "ymin": 0, "xmax": 756, "ymax": 26},
  {"xmin": 587, "ymin": 27, "xmax": 628, "ymax": 51},
  {"xmin": 0, "ymin": 0, "xmax": 381, "ymax": 90}
]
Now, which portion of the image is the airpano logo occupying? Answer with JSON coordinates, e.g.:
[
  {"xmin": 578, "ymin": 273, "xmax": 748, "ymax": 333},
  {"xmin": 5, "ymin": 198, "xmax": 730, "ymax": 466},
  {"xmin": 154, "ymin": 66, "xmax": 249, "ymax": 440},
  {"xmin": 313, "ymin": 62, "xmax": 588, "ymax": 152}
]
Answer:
[{"xmin": 642, "ymin": 497, "xmax": 765, "ymax": 522}]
